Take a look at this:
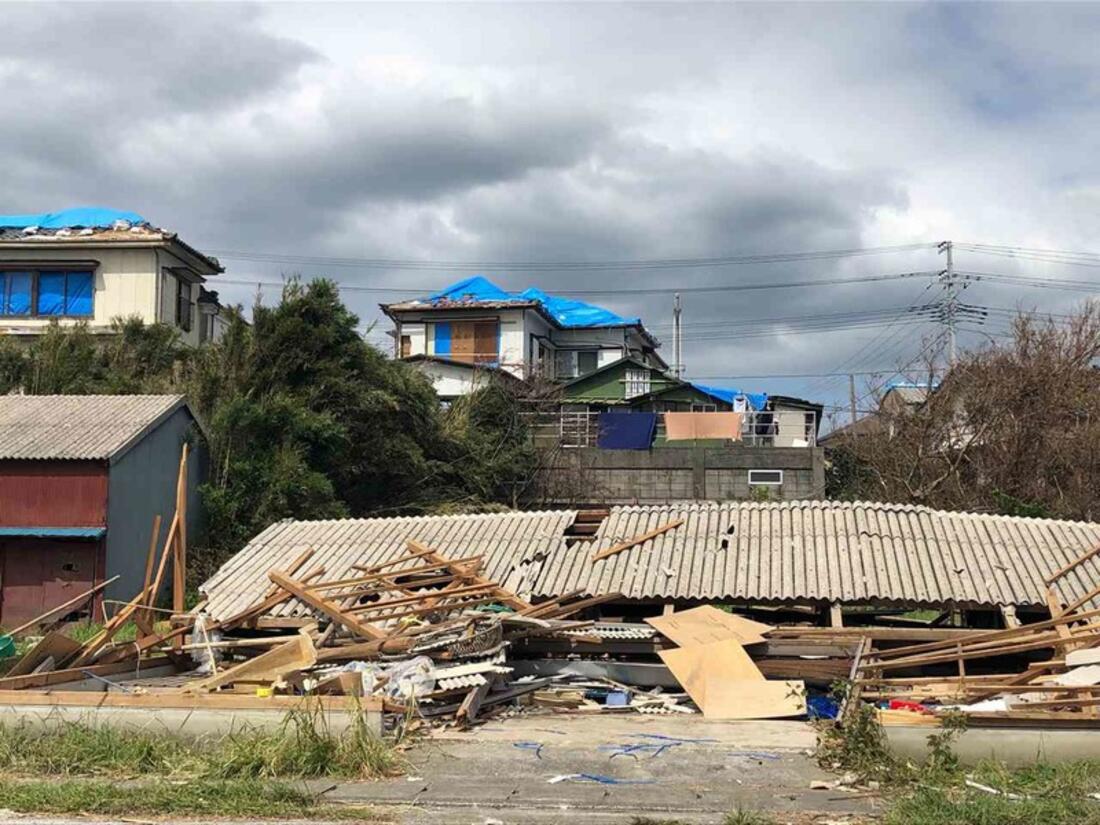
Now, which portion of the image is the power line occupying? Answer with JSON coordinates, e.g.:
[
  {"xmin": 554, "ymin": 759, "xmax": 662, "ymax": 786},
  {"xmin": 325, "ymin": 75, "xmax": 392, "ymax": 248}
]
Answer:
[
  {"xmin": 217, "ymin": 269, "xmax": 936, "ymax": 298},
  {"xmin": 209, "ymin": 242, "xmax": 938, "ymax": 272}
]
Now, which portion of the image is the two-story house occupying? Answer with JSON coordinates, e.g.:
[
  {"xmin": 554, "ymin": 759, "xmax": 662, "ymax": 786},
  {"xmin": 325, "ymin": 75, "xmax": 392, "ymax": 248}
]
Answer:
[
  {"xmin": 0, "ymin": 207, "xmax": 227, "ymax": 345},
  {"xmin": 381, "ymin": 276, "xmax": 667, "ymax": 397}
]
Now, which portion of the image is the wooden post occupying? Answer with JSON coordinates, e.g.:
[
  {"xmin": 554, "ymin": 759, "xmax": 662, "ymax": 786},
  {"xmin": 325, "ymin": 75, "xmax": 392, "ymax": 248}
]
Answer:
[{"xmin": 172, "ymin": 444, "xmax": 189, "ymax": 648}]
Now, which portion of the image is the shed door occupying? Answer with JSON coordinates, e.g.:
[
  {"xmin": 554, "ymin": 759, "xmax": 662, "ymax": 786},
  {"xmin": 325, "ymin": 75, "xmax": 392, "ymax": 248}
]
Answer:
[{"xmin": 0, "ymin": 540, "xmax": 97, "ymax": 628}]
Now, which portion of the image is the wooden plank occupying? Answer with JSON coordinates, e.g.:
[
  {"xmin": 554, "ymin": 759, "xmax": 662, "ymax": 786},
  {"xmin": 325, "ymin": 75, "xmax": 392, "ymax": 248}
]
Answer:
[
  {"xmin": 456, "ymin": 682, "xmax": 491, "ymax": 725},
  {"xmin": 219, "ymin": 565, "xmax": 326, "ymax": 630},
  {"xmin": 0, "ymin": 689, "xmax": 382, "ymax": 712},
  {"xmin": 658, "ymin": 639, "xmax": 764, "ymax": 711},
  {"xmin": 139, "ymin": 514, "xmax": 162, "ymax": 625},
  {"xmin": 172, "ymin": 444, "xmax": 189, "ymax": 643},
  {"xmin": 267, "ymin": 571, "xmax": 386, "ymax": 640},
  {"xmin": 645, "ymin": 605, "xmax": 772, "ymax": 647},
  {"xmin": 4, "ymin": 632, "xmax": 82, "ymax": 677},
  {"xmin": 0, "ymin": 656, "xmax": 173, "ymax": 691},
  {"xmin": 404, "ymin": 541, "xmax": 531, "ymax": 612},
  {"xmin": 186, "ymin": 633, "xmax": 317, "ymax": 693},
  {"xmin": 592, "ymin": 520, "xmax": 684, "ymax": 562},
  {"xmin": 537, "ymin": 592, "xmax": 622, "ymax": 620},
  {"xmin": 3, "ymin": 576, "xmax": 120, "ymax": 638},
  {"xmin": 1045, "ymin": 541, "xmax": 1100, "ymax": 586},
  {"xmin": 701, "ymin": 677, "xmax": 806, "ymax": 719},
  {"xmin": 863, "ymin": 606, "xmax": 1100, "ymax": 661}
]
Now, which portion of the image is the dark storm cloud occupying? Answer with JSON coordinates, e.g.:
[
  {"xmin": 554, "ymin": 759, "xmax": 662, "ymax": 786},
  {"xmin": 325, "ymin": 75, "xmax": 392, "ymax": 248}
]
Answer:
[{"xmin": 1, "ymin": 2, "xmax": 1095, "ymax": 412}]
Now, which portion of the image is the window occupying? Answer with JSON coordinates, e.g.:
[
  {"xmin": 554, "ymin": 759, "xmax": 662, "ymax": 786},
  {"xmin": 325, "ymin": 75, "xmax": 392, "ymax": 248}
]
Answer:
[
  {"xmin": 0, "ymin": 269, "xmax": 93, "ymax": 317},
  {"xmin": 577, "ymin": 350, "xmax": 598, "ymax": 376},
  {"xmin": 400, "ymin": 334, "xmax": 411, "ymax": 358},
  {"xmin": 625, "ymin": 368, "xmax": 650, "ymax": 399},
  {"xmin": 748, "ymin": 469, "xmax": 784, "ymax": 486},
  {"xmin": 691, "ymin": 403, "xmax": 718, "ymax": 412},
  {"xmin": 555, "ymin": 350, "xmax": 578, "ymax": 379},
  {"xmin": 198, "ymin": 311, "xmax": 216, "ymax": 344},
  {"xmin": 176, "ymin": 278, "xmax": 193, "ymax": 331}
]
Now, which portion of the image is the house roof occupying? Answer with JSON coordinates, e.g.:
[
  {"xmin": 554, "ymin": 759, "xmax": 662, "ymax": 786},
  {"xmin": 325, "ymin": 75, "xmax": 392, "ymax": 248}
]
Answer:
[
  {"xmin": 382, "ymin": 276, "xmax": 660, "ymax": 345},
  {"xmin": 563, "ymin": 357, "xmax": 765, "ymax": 409},
  {"xmin": 403, "ymin": 354, "xmax": 525, "ymax": 385},
  {"xmin": 0, "ymin": 394, "xmax": 193, "ymax": 463},
  {"xmin": 0, "ymin": 207, "xmax": 223, "ymax": 274},
  {"xmin": 200, "ymin": 500, "xmax": 1100, "ymax": 619}
]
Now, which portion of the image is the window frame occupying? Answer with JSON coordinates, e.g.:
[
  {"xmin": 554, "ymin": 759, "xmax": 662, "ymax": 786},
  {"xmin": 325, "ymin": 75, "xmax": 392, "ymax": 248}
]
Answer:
[
  {"xmin": 0, "ymin": 266, "xmax": 96, "ymax": 319},
  {"xmin": 624, "ymin": 368, "xmax": 651, "ymax": 399},
  {"xmin": 748, "ymin": 469, "xmax": 784, "ymax": 486},
  {"xmin": 175, "ymin": 277, "xmax": 194, "ymax": 332}
]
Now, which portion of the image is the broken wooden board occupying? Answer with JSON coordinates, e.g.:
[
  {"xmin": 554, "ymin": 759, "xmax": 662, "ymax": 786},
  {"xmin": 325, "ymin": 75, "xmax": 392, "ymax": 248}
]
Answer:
[
  {"xmin": 1066, "ymin": 648, "xmax": 1100, "ymax": 668},
  {"xmin": 701, "ymin": 676, "xmax": 806, "ymax": 720},
  {"xmin": 658, "ymin": 638, "xmax": 764, "ymax": 711},
  {"xmin": 4, "ymin": 631, "xmax": 82, "ymax": 677},
  {"xmin": 646, "ymin": 605, "xmax": 772, "ymax": 647},
  {"xmin": 185, "ymin": 633, "xmax": 317, "ymax": 693}
]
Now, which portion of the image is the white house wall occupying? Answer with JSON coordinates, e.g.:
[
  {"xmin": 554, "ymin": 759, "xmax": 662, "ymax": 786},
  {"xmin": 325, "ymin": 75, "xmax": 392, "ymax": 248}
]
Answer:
[{"xmin": 411, "ymin": 360, "xmax": 498, "ymax": 399}]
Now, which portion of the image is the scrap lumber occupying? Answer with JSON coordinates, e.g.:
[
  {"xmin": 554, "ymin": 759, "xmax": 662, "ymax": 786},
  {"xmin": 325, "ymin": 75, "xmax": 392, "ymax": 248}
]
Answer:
[
  {"xmin": 535, "ymin": 592, "xmax": 623, "ymax": 620},
  {"xmin": 4, "ymin": 632, "xmax": 82, "ymax": 677},
  {"xmin": 646, "ymin": 605, "xmax": 772, "ymax": 647},
  {"xmin": 68, "ymin": 583, "xmax": 158, "ymax": 667},
  {"xmin": 268, "ymin": 570, "xmax": 387, "ymax": 640},
  {"xmin": 455, "ymin": 681, "xmax": 492, "ymax": 725},
  {"xmin": 172, "ymin": 443, "xmax": 189, "ymax": 642},
  {"xmin": 405, "ymin": 540, "xmax": 531, "ymax": 611},
  {"xmin": 186, "ymin": 632, "xmax": 318, "ymax": 693},
  {"xmin": 139, "ymin": 514, "xmax": 162, "ymax": 626},
  {"xmin": 592, "ymin": 519, "xmax": 685, "ymax": 562},
  {"xmin": 0, "ymin": 656, "xmax": 174, "ymax": 691},
  {"xmin": 1045, "ymin": 541, "xmax": 1100, "ymax": 586},
  {"xmin": 220, "ymin": 565, "xmax": 326, "ymax": 630}
]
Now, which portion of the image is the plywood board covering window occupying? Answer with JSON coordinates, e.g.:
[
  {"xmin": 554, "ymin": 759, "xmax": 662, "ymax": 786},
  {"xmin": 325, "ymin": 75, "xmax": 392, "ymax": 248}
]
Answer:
[{"xmin": 449, "ymin": 320, "xmax": 500, "ymax": 364}]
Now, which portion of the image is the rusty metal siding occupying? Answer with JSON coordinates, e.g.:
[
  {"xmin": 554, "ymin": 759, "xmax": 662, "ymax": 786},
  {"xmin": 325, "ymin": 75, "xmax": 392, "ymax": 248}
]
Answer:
[
  {"xmin": 0, "ymin": 537, "xmax": 100, "ymax": 627},
  {"xmin": 200, "ymin": 510, "xmax": 578, "ymax": 623},
  {"xmin": 0, "ymin": 460, "xmax": 108, "ymax": 528}
]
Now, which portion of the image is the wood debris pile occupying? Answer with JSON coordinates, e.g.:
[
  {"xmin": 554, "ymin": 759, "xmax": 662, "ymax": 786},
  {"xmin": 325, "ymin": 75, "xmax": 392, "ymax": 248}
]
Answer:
[{"xmin": 848, "ymin": 541, "xmax": 1100, "ymax": 728}]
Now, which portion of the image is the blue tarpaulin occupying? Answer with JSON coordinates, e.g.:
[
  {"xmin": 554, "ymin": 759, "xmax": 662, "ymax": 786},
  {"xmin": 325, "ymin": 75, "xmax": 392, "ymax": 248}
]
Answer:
[
  {"xmin": 0, "ymin": 207, "xmax": 146, "ymax": 229},
  {"xmin": 597, "ymin": 412, "xmax": 657, "ymax": 450},
  {"xmin": 691, "ymin": 383, "xmax": 767, "ymax": 412},
  {"xmin": 428, "ymin": 276, "xmax": 640, "ymax": 329}
]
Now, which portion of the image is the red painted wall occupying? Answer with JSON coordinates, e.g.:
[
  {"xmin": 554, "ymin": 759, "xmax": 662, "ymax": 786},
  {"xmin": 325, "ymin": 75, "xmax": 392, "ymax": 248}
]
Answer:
[{"xmin": 0, "ymin": 460, "xmax": 108, "ymax": 527}]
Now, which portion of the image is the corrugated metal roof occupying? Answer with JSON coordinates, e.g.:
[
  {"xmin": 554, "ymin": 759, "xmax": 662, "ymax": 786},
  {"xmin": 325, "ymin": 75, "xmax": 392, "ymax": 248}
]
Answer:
[
  {"xmin": 0, "ymin": 395, "xmax": 186, "ymax": 461},
  {"xmin": 200, "ymin": 501, "xmax": 1100, "ymax": 621},
  {"xmin": 531, "ymin": 501, "xmax": 1100, "ymax": 609},
  {"xmin": 200, "ymin": 510, "xmax": 578, "ymax": 622}
]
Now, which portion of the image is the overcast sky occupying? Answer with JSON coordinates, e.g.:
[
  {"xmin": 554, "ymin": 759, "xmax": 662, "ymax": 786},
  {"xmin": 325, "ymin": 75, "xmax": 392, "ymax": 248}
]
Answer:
[{"xmin": 3, "ymin": 2, "xmax": 1098, "ymax": 421}]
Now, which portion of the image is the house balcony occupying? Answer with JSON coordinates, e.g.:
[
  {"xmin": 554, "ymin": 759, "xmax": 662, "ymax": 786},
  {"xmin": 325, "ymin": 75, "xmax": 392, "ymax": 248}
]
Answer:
[{"xmin": 525, "ymin": 410, "xmax": 819, "ymax": 449}]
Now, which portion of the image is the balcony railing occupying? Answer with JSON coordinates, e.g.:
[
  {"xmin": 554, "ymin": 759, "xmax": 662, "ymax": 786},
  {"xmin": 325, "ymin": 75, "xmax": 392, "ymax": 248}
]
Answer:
[{"xmin": 526, "ymin": 410, "xmax": 818, "ymax": 448}]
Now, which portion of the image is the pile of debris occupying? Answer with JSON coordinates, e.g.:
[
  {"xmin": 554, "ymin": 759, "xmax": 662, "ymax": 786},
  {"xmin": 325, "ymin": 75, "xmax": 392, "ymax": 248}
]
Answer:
[{"xmin": 849, "ymin": 542, "xmax": 1100, "ymax": 727}]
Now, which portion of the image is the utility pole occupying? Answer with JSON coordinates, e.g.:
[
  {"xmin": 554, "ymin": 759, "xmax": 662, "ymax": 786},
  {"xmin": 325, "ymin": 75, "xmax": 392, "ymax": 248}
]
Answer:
[
  {"xmin": 938, "ymin": 240, "xmax": 958, "ymax": 367},
  {"xmin": 849, "ymin": 373, "xmax": 857, "ymax": 425},
  {"xmin": 673, "ymin": 293, "xmax": 683, "ymax": 378}
]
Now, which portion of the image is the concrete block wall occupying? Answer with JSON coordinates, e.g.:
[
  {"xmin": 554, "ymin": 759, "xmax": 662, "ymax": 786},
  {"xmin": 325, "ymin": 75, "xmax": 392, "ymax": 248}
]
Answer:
[{"xmin": 539, "ymin": 445, "xmax": 826, "ymax": 504}]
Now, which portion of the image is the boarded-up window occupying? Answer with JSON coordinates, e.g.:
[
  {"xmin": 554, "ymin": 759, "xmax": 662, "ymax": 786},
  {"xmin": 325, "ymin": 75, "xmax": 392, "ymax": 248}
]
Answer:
[
  {"xmin": 400, "ymin": 335, "xmax": 411, "ymax": 358},
  {"xmin": 449, "ymin": 320, "xmax": 499, "ymax": 364}
]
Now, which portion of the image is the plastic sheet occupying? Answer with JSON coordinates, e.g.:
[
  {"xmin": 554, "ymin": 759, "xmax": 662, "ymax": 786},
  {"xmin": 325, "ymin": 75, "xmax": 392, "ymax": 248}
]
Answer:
[
  {"xmin": 427, "ymin": 276, "xmax": 640, "ymax": 329},
  {"xmin": 0, "ymin": 207, "xmax": 146, "ymax": 229}
]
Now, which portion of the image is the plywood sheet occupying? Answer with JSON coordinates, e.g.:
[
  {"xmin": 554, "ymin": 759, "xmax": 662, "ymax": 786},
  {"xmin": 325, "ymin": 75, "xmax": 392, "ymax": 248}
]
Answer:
[
  {"xmin": 4, "ymin": 631, "xmax": 82, "ymax": 677},
  {"xmin": 647, "ymin": 606, "xmax": 772, "ymax": 647},
  {"xmin": 701, "ymin": 677, "xmax": 806, "ymax": 719},
  {"xmin": 658, "ymin": 638, "xmax": 764, "ymax": 709}
]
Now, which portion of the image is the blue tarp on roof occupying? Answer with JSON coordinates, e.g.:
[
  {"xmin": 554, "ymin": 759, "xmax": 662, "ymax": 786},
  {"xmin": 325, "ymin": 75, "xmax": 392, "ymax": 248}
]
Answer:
[
  {"xmin": 0, "ymin": 527, "xmax": 105, "ymax": 539},
  {"xmin": 691, "ymin": 383, "xmax": 767, "ymax": 412},
  {"xmin": 427, "ymin": 275, "xmax": 640, "ymax": 329},
  {"xmin": 0, "ymin": 207, "xmax": 147, "ymax": 230}
]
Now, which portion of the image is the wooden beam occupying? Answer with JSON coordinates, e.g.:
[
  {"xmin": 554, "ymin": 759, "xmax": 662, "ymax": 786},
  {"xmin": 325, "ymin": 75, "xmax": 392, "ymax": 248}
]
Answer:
[
  {"xmin": 185, "ymin": 633, "xmax": 317, "ymax": 693},
  {"xmin": 1045, "ymin": 541, "xmax": 1100, "ymax": 586},
  {"xmin": 592, "ymin": 520, "xmax": 685, "ymax": 562},
  {"xmin": 405, "ymin": 540, "xmax": 531, "ymax": 612},
  {"xmin": 172, "ymin": 443, "xmax": 189, "ymax": 646},
  {"xmin": 267, "ymin": 571, "xmax": 386, "ymax": 640},
  {"xmin": 0, "ymin": 656, "xmax": 173, "ymax": 691}
]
